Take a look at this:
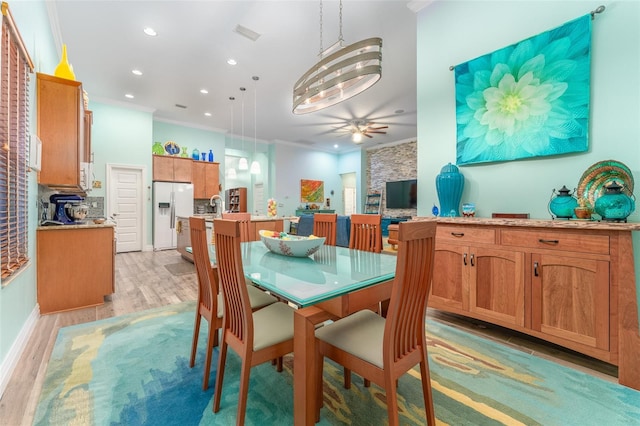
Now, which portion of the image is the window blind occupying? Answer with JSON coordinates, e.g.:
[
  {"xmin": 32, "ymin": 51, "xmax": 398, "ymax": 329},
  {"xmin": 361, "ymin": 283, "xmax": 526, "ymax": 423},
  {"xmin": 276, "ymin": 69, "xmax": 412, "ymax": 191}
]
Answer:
[{"xmin": 1, "ymin": 2, "xmax": 34, "ymax": 280}]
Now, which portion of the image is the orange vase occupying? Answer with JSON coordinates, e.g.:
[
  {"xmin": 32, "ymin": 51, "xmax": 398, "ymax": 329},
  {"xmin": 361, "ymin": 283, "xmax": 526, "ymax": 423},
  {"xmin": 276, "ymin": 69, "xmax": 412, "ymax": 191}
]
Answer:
[{"xmin": 54, "ymin": 44, "xmax": 76, "ymax": 80}]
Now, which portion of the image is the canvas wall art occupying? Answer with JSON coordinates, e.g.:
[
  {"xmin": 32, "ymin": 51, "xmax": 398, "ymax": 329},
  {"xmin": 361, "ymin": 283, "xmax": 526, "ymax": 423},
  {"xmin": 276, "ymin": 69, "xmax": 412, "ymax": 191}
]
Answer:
[
  {"xmin": 454, "ymin": 15, "xmax": 591, "ymax": 165},
  {"xmin": 300, "ymin": 179, "xmax": 324, "ymax": 203}
]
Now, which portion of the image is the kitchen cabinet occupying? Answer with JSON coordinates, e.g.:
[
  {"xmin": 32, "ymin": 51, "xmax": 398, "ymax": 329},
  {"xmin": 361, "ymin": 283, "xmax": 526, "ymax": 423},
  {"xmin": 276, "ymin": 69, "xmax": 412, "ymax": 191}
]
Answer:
[
  {"xmin": 427, "ymin": 217, "xmax": 640, "ymax": 391},
  {"xmin": 226, "ymin": 187, "xmax": 247, "ymax": 213},
  {"xmin": 83, "ymin": 110, "xmax": 93, "ymax": 163},
  {"xmin": 431, "ymin": 226, "xmax": 525, "ymax": 327},
  {"xmin": 37, "ymin": 225, "xmax": 115, "ymax": 314},
  {"xmin": 192, "ymin": 161, "xmax": 220, "ymax": 199},
  {"xmin": 36, "ymin": 73, "xmax": 90, "ymax": 192},
  {"xmin": 152, "ymin": 155, "xmax": 192, "ymax": 182}
]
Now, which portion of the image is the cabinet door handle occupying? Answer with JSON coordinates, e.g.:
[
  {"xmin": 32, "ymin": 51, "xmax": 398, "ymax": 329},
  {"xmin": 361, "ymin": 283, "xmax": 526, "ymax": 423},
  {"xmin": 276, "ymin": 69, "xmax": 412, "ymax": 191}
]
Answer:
[
  {"xmin": 534, "ymin": 261, "xmax": 539, "ymax": 276},
  {"xmin": 538, "ymin": 239, "xmax": 559, "ymax": 244},
  {"xmin": 451, "ymin": 232, "xmax": 465, "ymax": 237},
  {"xmin": 463, "ymin": 253, "xmax": 467, "ymax": 266},
  {"xmin": 470, "ymin": 253, "xmax": 475, "ymax": 267}
]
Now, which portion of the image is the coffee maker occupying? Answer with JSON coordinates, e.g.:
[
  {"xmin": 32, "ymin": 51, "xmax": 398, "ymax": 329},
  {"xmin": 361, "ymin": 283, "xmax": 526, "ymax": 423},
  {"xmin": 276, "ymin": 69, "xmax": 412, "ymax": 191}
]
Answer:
[{"xmin": 49, "ymin": 194, "xmax": 88, "ymax": 224}]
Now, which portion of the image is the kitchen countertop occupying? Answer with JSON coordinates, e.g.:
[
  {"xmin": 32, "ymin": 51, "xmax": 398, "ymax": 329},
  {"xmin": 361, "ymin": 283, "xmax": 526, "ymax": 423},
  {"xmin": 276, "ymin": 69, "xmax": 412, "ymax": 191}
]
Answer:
[
  {"xmin": 186, "ymin": 214, "xmax": 294, "ymax": 222},
  {"xmin": 37, "ymin": 221, "xmax": 116, "ymax": 231},
  {"xmin": 414, "ymin": 216, "xmax": 640, "ymax": 231}
]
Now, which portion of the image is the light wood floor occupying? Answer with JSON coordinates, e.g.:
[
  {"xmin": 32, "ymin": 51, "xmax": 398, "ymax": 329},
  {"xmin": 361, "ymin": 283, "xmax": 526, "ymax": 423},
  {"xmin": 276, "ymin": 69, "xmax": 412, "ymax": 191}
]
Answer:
[{"xmin": 0, "ymin": 249, "xmax": 618, "ymax": 425}]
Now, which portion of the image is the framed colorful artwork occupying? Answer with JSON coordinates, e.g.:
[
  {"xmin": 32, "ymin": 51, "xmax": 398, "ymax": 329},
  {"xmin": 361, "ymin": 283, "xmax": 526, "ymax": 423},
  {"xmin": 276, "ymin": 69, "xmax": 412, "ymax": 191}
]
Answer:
[
  {"xmin": 453, "ymin": 14, "xmax": 591, "ymax": 165},
  {"xmin": 300, "ymin": 179, "xmax": 324, "ymax": 203}
]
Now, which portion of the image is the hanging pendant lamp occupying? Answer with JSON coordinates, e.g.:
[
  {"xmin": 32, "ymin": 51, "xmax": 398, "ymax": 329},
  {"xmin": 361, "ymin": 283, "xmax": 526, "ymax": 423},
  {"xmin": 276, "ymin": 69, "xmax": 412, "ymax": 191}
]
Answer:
[
  {"xmin": 227, "ymin": 96, "xmax": 237, "ymax": 179},
  {"xmin": 250, "ymin": 76, "xmax": 261, "ymax": 175},
  {"xmin": 292, "ymin": 0, "xmax": 382, "ymax": 114},
  {"xmin": 238, "ymin": 87, "xmax": 249, "ymax": 170}
]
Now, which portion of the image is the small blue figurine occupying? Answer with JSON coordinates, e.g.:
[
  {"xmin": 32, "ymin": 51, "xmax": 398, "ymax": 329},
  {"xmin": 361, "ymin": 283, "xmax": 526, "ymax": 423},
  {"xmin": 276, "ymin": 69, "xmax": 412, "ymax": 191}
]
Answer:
[{"xmin": 432, "ymin": 204, "xmax": 439, "ymax": 216}]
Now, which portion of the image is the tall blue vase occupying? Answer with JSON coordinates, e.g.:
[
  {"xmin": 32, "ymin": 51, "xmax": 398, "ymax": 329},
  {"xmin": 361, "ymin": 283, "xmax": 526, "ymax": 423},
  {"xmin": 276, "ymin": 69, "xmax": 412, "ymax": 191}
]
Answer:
[{"xmin": 436, "ymin": 163, "xmax": 464, "ymax": 217}]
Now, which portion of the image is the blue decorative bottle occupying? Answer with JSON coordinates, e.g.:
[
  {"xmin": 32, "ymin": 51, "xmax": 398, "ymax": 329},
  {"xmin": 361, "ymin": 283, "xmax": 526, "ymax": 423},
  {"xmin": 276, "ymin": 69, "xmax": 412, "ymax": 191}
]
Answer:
[
  {"xmin": 435, "ymin": 163, "xmax": 464, "ymax": 217},
  {"xmin": 208, "ymin": 149, "xmax": 214, "ymax": 162},
  {"xmin": 192, "ymin": 148, "xmax": 199, "ymax": 160}
]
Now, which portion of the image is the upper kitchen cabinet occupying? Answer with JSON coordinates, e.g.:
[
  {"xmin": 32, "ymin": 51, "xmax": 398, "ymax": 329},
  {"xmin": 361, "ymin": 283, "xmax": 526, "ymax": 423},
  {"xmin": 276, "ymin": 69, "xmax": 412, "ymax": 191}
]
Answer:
[
  {"xmin": 36, "ymin": 73, "xmax": 91, "ymax": 192},
  {"xmin": 192, "ymin": 161, "xmax": 220, "ymax": 199},
  {"xmin": 153, "ymin": 155, "xmax": 192, "ymax": 182}
]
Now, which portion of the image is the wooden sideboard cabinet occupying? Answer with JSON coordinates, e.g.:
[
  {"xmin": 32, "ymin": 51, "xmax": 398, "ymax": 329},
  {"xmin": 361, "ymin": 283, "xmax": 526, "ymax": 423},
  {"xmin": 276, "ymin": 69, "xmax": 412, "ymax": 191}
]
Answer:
[
  {"xmin": 36, "ymin": 73, "xmax": 90, "ymax": 192},
  {"xmin": 192, "ymin": 161, "xmax": 220, "ymax": 199},
  {"xmin": 152, "ymin": 155, "xmax": 192, "ymax": 182},
  {"xmin": 427, "ymin": 218, "xmax": 640, "ymax": 390}
]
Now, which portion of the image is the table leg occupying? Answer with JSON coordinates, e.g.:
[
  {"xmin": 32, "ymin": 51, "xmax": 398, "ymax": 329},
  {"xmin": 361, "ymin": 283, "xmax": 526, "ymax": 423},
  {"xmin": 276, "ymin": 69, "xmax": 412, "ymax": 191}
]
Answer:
[{"xmin": 294, "ymin": 306, "xmax": 332, "ymax": 426}]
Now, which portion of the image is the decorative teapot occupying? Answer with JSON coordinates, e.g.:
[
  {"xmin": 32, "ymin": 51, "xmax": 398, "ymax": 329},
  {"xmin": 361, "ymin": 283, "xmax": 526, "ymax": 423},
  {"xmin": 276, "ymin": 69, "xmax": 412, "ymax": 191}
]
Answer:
[
  {"xmin": 548, "ymin": 185, "xmax": 578, "ymax": 219},
  {"xmin": 594, "ymin": 181, "xmax": 635, "ymax": 222}
]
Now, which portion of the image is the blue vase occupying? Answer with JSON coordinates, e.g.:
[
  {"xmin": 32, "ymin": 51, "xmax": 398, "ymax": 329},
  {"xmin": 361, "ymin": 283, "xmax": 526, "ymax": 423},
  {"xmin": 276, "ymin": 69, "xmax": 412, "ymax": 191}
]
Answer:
[
  {"xmin": 436, "ymin": 163, "xmax": 464, "ymax": 217},
  {"xmin": 208, "ymin": 149, "xmax": 214, "ymax": 162},
  {"xmin": 192, "ymin": 148, "xmax": 199, "ymax": 160}
]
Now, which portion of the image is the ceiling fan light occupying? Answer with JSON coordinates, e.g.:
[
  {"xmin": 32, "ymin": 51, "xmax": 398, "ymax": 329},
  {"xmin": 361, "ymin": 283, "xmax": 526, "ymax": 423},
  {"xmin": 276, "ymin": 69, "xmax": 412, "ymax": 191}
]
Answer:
[
  {"xmin": 352, "ymin": 132, "xmax": 363, "ymax": 143},
  {"xmin": 238, "ymin": 157, "xmax": 249, "ymax": 170}
]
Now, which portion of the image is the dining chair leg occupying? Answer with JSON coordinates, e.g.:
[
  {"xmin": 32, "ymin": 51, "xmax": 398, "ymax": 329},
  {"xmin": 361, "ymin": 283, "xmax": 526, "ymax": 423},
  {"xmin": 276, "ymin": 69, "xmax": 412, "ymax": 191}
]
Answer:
[
  {"xmin": 276, "ymin": 356, "xmax": 283, "ymax": 372},
  {"xmin": 202, "ymin": 321, "xmax": 216, "ymax": 390},
  {"xmin": 213, "ymin": 340, "xmax": 229, "ymax": 413},
  {"xmin": 343, "ymin": 367, "xmax": 351, "ymax": 389},
  {"xmin": 385, "ymin": 372, "xmax": 400, "ymax": 426},
  {"xmin": 190, "ymin": 312, "xmax": 201, "ymax": 368},
  {"xmin": 420, "ymin": 356, "xmax": 436, "ymax": 425},
  {"xmin": 316, "ymin": 354, "xmax": 324, "ymax": 422},
  {"xmin": 236, "ymin": 360, "xmax": 252, "ymax": 426}
]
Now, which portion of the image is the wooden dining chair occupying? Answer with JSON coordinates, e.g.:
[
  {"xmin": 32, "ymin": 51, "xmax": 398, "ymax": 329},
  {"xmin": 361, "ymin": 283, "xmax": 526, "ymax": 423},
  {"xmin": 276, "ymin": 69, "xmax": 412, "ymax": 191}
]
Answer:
[
  {"xmin": 344, "ymin": 213, "xmax": 383, "ymax": 388},
  {"xmin": 212, "ymin": 219, "xmax": 296, "ymax": 425},
  {"xmin": 221, "ymin": 212, "xmax": 252, "ymax": 242},
  {"xmin": 188, "ymin": 217, "xmax": 277, "ymax": 391},
  {"xmin": 314, "ymin": 220, "xmax": 438, "ymax": 426},
  {"xmin": 313, "ymin": 213, "xmax": 337, "ymax": 246},
  {"xmin": 349, "ymin": 214, "xmax": 383, "ymax": 253}
]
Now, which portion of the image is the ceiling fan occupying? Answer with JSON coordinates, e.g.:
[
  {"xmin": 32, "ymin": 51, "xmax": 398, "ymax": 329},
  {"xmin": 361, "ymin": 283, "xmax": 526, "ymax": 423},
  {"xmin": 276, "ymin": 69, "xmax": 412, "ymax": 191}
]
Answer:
[{"xmin": 349, "ymin": 119, "xmax": 388, "ymax": 143}]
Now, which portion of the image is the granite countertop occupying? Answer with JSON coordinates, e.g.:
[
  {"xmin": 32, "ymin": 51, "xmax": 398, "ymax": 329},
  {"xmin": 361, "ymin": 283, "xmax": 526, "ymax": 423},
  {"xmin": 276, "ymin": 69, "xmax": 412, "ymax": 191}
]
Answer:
[
  {"xmin": 184, "ymin": 214, "xmax": 293, "ymax": 222},
  {"xmin": 37, "ymin": 221, "xmax": 116, "ymax": 231},
  {"xmin": 413, "ymin": 216, "xmax": 640, "ymax": 231}
]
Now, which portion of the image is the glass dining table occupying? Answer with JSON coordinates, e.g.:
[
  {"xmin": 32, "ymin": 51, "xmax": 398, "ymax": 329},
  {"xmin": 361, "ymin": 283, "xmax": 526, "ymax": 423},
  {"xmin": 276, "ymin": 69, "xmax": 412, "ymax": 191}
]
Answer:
[{"xmin": 191, "ymin": 241, "xmax": 398, "ymax": 424}]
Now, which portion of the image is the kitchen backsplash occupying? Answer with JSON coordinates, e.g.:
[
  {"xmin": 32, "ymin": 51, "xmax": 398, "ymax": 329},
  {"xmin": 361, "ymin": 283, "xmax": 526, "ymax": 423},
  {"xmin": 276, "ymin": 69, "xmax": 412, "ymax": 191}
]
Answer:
[{"xmin": 85, "ymin": 196, "xmax": 104, "ymax": 218}]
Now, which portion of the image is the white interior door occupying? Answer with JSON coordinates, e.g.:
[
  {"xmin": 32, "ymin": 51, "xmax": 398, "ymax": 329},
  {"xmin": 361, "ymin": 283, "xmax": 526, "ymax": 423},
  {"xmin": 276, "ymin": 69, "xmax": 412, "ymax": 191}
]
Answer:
[
  {"xmin": 344, "ymin": 187, "xmax": 357, "ymax": 216},
  {"xmin": 108, "ymin": 164, "xmax": 145, "ymax": 253},
  {"xmin": 253, "ymin": 183, "xmax": 264, "ymax": 215}
]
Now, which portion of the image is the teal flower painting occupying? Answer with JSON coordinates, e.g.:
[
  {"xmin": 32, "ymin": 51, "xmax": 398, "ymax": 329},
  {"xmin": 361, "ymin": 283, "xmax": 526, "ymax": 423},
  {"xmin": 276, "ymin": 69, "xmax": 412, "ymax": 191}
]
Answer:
[{"xmin": 454, "ymin": 15, "xmax": 591, "ymax": 165}]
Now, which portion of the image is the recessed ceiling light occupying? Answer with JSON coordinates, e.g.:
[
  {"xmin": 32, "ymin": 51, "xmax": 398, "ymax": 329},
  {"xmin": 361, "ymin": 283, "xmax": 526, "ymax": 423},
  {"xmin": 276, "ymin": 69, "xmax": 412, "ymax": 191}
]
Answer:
[
  {"xmin": 227, "ymin": 58, "xmax": 237, "ymax": 65},
  {"xmin": 132, "ymin": 69, "xmax": 143, "ymax": 76},
  {"xmin": 125, "ymin": 93, "xmax": 134, "ymax": 99},
  {"xmin": 200, "ymin": 89, "xmax": 209, "ymax": 94},
  {"xmin": 334, "ymin": 144, "xmax": 339, "ymax": 149},
  {"xmin": 204, "ymin": 112, "xmax": 212, "ymax": 117},
  {"xmin": 143, "ymin": 27, "xmax": 157, "ymax": 36}
]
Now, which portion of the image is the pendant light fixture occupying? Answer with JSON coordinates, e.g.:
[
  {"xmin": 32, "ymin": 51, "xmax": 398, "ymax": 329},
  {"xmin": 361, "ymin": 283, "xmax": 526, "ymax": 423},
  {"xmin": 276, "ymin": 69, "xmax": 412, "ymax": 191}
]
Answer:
[
  {"xmin": 250, "ymin": 76, "xmax": 261, "ymax": 175},
  {"xmin": 238, "ymin": 87, "xmax": 249, "ymax": 170},
  {"xmin": 292, "ymin": 0, "xmax": 382, "ymax": 114},
  {"xmin": 227, "ymin": 96, "xmax": 237, "ymax": 179}
]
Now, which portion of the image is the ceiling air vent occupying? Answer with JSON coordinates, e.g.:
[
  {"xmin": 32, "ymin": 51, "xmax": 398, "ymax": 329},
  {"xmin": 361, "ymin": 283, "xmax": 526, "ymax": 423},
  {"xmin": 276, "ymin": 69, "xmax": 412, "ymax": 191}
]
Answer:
[
  {"xmin": 175, "ymin": 104, "xmax": 187, "ymax": 109},
  {"xmin": 234, "ymin": 24, "xmax": 261, "ymax": 41}
]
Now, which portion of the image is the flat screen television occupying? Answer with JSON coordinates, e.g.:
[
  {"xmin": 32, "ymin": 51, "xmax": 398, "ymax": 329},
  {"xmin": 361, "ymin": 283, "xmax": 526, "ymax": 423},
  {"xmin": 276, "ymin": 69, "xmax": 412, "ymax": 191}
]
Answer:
[{"xmin": 385, "ymin": 179, "xmax": 417, "ymax": 209}]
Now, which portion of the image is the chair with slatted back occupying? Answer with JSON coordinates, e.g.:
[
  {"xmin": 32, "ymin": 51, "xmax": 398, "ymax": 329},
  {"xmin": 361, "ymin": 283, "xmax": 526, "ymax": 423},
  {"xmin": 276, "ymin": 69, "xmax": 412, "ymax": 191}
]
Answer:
[
  {"xmin": 313, "ymin": 213, "xmax": 337, "ymax": 246},
  {"xmin": 349, "ymin": 214, "xmax": 383, "ymax": 253},
  {"xmin": 212, "ymin": 219, "xmax": 295, "ymax": 425},
  {"xmin": 314, "ymin": 220, "xmax": 438, "ymax": 426},
  {"xmin": 221, "ymin": 212, "xmax": 252, "ymax": 242},
  {"xmin": 188, "ymin": 217, "xmax": 277, "ymax": 391},
  {"xmin": 343, "ymin": 213, "xmax": 384, "ymax": 388}
]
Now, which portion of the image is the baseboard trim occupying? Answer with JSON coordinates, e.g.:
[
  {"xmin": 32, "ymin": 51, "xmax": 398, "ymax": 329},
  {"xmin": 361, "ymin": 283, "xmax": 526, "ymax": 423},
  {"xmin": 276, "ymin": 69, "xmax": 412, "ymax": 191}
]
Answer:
[{"xmin": 0, "ymin": 304, "xmax": 40, "ymax": 399}]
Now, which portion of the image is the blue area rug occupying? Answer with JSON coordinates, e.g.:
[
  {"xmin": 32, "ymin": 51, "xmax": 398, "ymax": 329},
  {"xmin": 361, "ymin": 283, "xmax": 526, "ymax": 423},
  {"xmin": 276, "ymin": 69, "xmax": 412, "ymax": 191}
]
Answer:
[{"xmin": 34, "ymin": 301, "xmax": 640, "ymax": 425}]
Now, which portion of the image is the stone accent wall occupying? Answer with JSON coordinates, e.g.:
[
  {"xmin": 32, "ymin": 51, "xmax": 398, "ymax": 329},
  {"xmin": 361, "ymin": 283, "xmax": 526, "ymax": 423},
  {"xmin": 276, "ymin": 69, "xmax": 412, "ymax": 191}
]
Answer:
[{"xmin": 366, "ymin": 140, "xmax": 417, "ymax": 217}]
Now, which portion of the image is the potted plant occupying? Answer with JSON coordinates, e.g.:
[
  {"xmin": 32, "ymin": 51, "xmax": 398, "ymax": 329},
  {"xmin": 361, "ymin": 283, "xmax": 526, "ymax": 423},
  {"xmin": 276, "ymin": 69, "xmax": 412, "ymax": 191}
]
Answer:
[{"xmin": 574, "ymin": 197, "xmax": 593, "ymax": 219}]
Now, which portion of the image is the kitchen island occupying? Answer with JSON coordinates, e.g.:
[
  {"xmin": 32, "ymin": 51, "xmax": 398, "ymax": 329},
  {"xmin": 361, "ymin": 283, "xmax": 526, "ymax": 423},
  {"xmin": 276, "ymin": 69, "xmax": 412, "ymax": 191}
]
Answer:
[
  {"xmin": 176, "ymin": 215, "xmax": 292, "ymax": 262},
  {"xmin": 37, "ymin": 222, "xmax": 116, "ymax": 314}
]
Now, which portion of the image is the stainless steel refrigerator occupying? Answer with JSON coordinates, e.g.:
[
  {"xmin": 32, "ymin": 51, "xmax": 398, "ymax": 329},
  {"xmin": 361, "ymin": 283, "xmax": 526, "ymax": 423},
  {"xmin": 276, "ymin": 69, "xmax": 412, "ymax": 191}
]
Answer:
[{"xmin": 153, "ymin": 182, "xmax": 194, "ymax": 250}]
